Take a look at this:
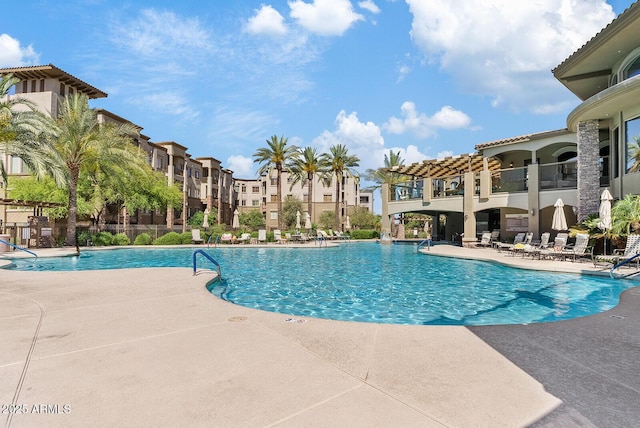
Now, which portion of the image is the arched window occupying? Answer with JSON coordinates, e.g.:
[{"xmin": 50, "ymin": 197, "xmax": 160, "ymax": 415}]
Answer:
[{"xmin": 625, "ymin": 55, "xmax": 640, "ymax": 80}]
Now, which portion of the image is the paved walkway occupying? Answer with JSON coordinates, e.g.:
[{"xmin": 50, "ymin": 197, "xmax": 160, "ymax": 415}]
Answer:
[{"xmin": 0, "ymin": 244, "xmax": 638, "ymax": 427}]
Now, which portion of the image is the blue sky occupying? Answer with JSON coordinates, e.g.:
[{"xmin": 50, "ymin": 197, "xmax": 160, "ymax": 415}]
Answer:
[{"xmin": 0, "ymin": 0, "xmax": 635, "ymax": 212}]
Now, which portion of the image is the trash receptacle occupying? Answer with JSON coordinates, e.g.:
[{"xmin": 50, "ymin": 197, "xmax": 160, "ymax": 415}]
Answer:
[{"xmin": 0, "ymin": 234, "xmax": 11, "ymax": 252}]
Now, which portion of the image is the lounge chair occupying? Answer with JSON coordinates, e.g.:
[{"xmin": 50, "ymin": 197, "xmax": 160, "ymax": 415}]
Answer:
[
  {"xmin": 258, "ymin": 229, "xmax": 267, "ymax": 244},
  {"xmin": 556, "ymin": 233, "xmax": 593, "ymax": 262},
  {"xmin": 220, "ymin": 233, "xmax": 233, "ymax": 244},
  {"xmin": 237, "ymin": 233, "xmax": 251, "ymax": 244},
  {"xmin": 274, "ymin": 230, "xmax": 287, "ymax": 244},
  {"xmin": 497, "ymin": 232, "xmax": 525, "ymax": 252},
  {"xmin": 522, "ymin": 232, "xmax": 551, "ymax": 258},
  {"xmin": 299, "ymin": 232, "xmax": 310, "ymax": 243},
  {"xmin": 606, "ymin": 234, "xmax": 640, "ymax": 268},
  {"xmin": 490, "ymin": 230, "xmax": 500, "ymax": 247},
  {"xmin": 477, "ymin": 231, "xmax": 492, "ymax": 248},
  {"xmin": 540, "ymin": 236, "xmax": 567, "ymax": 259},
  {"xmin": 191, "ymin": 229, "xmax": 204, "ymax": 244}
]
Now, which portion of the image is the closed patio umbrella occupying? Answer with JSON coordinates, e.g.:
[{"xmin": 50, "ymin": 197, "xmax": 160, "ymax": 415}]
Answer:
[
  {"xmin": 552, "ymin": 198, "xmax": 568, "ymax": 231},
  {"xmin": 598, "ymin": 189, "xmax": 613, "ymax": 255},
  {"xmin": 232, "ymin": 209, "xmax": 240, "ymax": 229},
  {"xmin": 345, "ymin": 215, "xmax": 351, "ymax": 230},
  {"xmin": 304, "ymin": 212, "xmax": 311, "ymax": 230},
  {"xmin": 296, "ymin": 210, "xmax": 301, "ymax": 230},
  {"xmin": 203, "ymin": 208, "xmax": 210, "ymax": 228}
]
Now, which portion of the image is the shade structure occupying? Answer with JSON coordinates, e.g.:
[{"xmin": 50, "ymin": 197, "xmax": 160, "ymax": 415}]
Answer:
[
  {"xmin": 202, "ymin": 209, "xmax": 210, "ymax": 228},
  {"xmin": 296, "ymin": 211, "xmax": 301, "ymax": 230},
  {"xmin": 345, "ymin": 215, "xmax": 351, "ymax": 230},
  {"xmin": 598, "ymin": 189, "xmax": 613, "ymax": 255},
  {"xmin": 232, "ymin": 209, "xmax": 240, "ymax": 229},
  {"xmin": 304, "ymin": 212, "xmax": 311, "ymax": 230},
  {"xmin": 552, "ymin": 198, "xmax": 568, "ymax": 231}
]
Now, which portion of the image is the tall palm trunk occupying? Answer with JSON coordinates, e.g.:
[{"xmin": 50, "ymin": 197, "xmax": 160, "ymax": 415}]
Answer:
[
  {"xmin": 276, "ymin": 166, "xmax": 283, "ymax": 230},
  {"xmin": 334, "ymin": 172, "xmax": 342, "ymax": 230},
  {"xmin": 307, "ymin": 172, "xmax": 314, "ymax": 221},
  {"xmin": 66, "ymin": 164, "xmax": 80, "ymax": 246}
]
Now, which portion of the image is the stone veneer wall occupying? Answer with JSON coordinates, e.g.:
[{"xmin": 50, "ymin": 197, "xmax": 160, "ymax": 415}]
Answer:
[{"xmin": 577, "ymin": 120, "xmax": 600, "ymax": 221}]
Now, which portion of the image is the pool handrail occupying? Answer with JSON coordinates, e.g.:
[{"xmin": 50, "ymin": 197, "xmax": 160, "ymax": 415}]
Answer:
[
  {"xmin": 609, "ymin": 252, "xmax": 640, "ymax": 279},
  {"xmin": 417, "ymin": 238, "xmax": 431, "ymax": 252},
  {"xmin": 0, "ymin": 239, "xmax": 38, "ymax": 258},
  {"xmin": 192, "ymin": 249, "xmax": 221, "ymax": 279},
  {"xmin": 315, "ymin": 233, "xmax": 326, "ymax": 247}
]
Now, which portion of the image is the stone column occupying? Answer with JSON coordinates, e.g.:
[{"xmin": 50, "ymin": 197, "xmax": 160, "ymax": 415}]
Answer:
[
  {"xmin": 577, "ymin": 120, "xmax": 600, "ymax": 222},
  {"xmin": 381, "ymin": 183, "xmax": 391, "ymax": 235},
  {"xmin": 462, "ymin": 171, "xmax": 477, "ymax": 247}
]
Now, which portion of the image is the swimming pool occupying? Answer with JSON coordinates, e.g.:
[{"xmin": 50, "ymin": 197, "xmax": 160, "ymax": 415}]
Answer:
[{"xmin": 4, "ymin": 243, "xmax": 633, "ymax": 325}]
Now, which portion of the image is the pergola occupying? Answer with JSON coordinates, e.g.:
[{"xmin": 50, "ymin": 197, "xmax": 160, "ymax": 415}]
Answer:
[{"xmin": 385, "ymin": 153, "xmax": 503, "ymax": 179}]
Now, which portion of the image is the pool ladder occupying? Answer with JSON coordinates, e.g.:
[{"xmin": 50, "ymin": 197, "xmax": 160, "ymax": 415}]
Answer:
[
  {"xmin": 0, "ymin": 239, "xmax": 38, "ymax": 258},
  {"xmin": 417, "ymin": 238, "xmax": 431, "ymax": 252},
  {"xmin": 609, "ymin": 253, "xmax": 640, "ymax": 279},
  {"xmin": 192, "ymin": 249, "xmax": 221, "ymax": 279}
]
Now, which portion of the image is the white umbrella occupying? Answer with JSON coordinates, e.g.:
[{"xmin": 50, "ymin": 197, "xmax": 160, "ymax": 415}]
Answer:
[
  {"xmin": 598, "ymin": 189, "xmax": 613, "ymax": 255},
  {"xmin": 296, "ymin": 210, "xmax": 301, "ymax": 230},
  {"xmin": 232, "ymin": 209, "xmax": 240, "ymax": 229},
  {"xmin": 202, "ymin": 209, "xmax": 209, "ymax": 228},
  {"xmin": 552, "ymin": 198, "xmax": 568, "ymax": 231},
  {"xmin": 345, "ymin": 215, "xmax": 351, "ymax": 230},
  {"xmin": 304, "ymin": 212, "xmax": 311, "ymax": 230}
]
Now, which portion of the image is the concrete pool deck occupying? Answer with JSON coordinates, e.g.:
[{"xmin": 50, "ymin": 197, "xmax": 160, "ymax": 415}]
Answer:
[{"xmin": 0, "ymin": 243, "xmax": 638, "ymax": 427}]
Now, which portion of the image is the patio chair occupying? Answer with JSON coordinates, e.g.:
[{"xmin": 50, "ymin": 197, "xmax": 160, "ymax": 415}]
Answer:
[
  {"xmin": 556, "ymin": 233, "xmax": 593, "ymax": 262},
  {"xmin": 191, "ymin": 229, "xmax": 204, "ymax": 244},
  {"xmin": 498, "ymin": 232, "xmax": 525, "ymax": 253},
  {"xmin": 606, "ymin": 234, "xmax": 640, "ymax": 268},
  {"xmin": 274, "ymin": 230, "xmax": 287, "ymax": 244},
  {"xmin": 540, "ymin": 236, "xmax": 568, "ymax": 260},
  {"xmin": 258, "ymin": 229, "xmax": 267, "ymax": 244},
  {"xmin": 237, "ymin": 233, "xmax": 251, "ymax": 244},
  {"xmin": 477, "ymin": 231, "xmax": 492, "ymax": 248},
  {"xmin": 220, "ymin": 233, "xmax": 233, "ymax": 244}
]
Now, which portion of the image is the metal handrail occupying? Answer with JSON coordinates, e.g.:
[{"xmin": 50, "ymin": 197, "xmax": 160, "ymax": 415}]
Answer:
[
  {"xmin": 417, "ymin": 239, "xmax": 431, "ymax": 252},
  {"xmin": 0, "ymin": 239, "xmax": 38, "ymax": 258},
  {"xmin": 192, "ymin": 249, "xmax": 221, "ymax": 278},
  {"xmin": 609, "ymin": 253, "xmax": 640, "ymax": 279},
  {"xmin": 315, "ymin": 234, "xmax": 326, "ymax": 247}
]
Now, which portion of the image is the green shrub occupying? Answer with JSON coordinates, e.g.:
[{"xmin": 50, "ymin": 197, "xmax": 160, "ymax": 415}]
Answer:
[
  {"xmin": 112, "ymin": 233, "xmax": 130, "ymax": 246},
  {"xmin": 77, "ymin": 230, "xmax": 92, "ymax": 247},
  {"xmin": 153, "ymin": 231, "xmax": 183, "ymax": 245},
  {"xmin": 134, "ymin": 233, "xmax": 152, "ymax": 245},
  {"xmin": 91, "ymin": 231, "xmax": 114, "ymax": 246},
  {"xmin": 350, "ymin": 229, "xmax": 379, "ymax": 239},
  {"xmin": 180, "ymin": 232, "xmax": 193, "ymax": 244}
]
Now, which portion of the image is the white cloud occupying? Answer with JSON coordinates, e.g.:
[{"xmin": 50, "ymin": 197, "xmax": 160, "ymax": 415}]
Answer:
[
  {"xmin": 246, "ymin": 5, "xmax": 288, "ymax": 36},
  {"xmin": 0, "ymin": 34, "xmax": 39, "ymax": 67},
  {"xmin": 227, "ymin": 155, "xmax": 255, "ymax": 177},
  {"xmin": 358, "ymin": 0, "xmax": 381, "ymax": 14},
  {"xmin": 405, "ymin": 0, "xmax": 616, "ymax": 113},
  {"xmin": 396, "ymin": 64, "xmax": 411, "ymax": 82},
  {"xmin": 111, "ymin": 9, "xmax": 212, "ymax": 57},
  {"xmin": 289, "ymin": 0, "xmax": 365, "ymax": 36},
  {"xmin": 128, "ymin": 92, "xmax": 200, "ymax": 121},
  {"xmin": 383, "ymin": 102, "xmax": 472, "ymax": 138}
]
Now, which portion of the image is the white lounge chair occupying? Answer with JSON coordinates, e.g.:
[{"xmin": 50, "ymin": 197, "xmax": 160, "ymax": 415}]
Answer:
[
  {"xmin": 477, "ymin": 231, "xmax": 492, "ymax": 248},
  {"xmin": 191, "ymin": 229, "xmax": 204, "ymax": 244},
  {"xmin": 274, "ymin": 230, "xmax": 287, "ymax": 244},
  {"xmin": 258, "ymin": 229, "xmax": 267, "ymax": 244}
]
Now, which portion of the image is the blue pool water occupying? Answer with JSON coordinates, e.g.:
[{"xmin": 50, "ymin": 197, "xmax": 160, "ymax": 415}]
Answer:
[{"xmin": 4, "ymin": 243, "xmax": 634, "ymax": 325}]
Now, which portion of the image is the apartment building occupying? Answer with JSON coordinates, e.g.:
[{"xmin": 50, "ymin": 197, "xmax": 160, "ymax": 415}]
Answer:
[
  {"xmin": 235, "ymin": 170, "xmax": 367, "ymax": 230},
  {"xmin": 382, "ymin": 2, "xmax": 640, "ymax": 244}
]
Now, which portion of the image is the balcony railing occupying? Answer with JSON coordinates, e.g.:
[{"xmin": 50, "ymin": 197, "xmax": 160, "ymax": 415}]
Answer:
[
  {"xmin": 492, "ymin": 167, "xmax": 528, "ymax": 193},
  {"xmin": 539, "ymin": 160, "xmax": 577, "ymax": 190},
  {"xmin": 391, "ymin": 182, "xmax": 424, "ymax": 201}
]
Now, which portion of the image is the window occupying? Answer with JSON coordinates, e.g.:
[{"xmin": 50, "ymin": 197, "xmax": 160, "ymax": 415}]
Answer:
[
  {"xmin": 625, "ymin": 116, "xmax": 640, "ymax": 173},
  {"xmin": 241, "ymin": 184, "xmax": 247, "ymax": 192},
  {"xmin": 195, "ymin": 170, "xmax": 200, "ymax": 179},
  {"xmin": 270, "ymin": 194, "xmax": 278, "ymax": 202},
  {"xmin": 625, "ymin": 55, "xmax": 640, "ymax": 80},
  {"xmin": 270, "ymin": 178, "xmax": 277, "ymax": 186},
  {"xmin": 323, "ymin": 194, "xmax": 332, "ymax": 202},
  {"xmin": 31, "ymin": 80, "xmax": 36, "ymax": 92},
  {"xmin": 270, "ymin": 211, "xmax": 278, "ymax": 220},
  {"xmin": 252, "ymin": 186, "xmax": 260, "ymax": 193},
  {"xmin": 241, "ymin": 199, "xmax": 246, "ymax": 206},
  {"xmin": 40, "ymin": 79, "xmax": 45, "ymax": 92},
  {"xmin": 613, "ymin": 127, "xmax": 620, "ymax": 179},
  {"xmin": 11, "ymin": 156, "xmax": 22, "ymax": 173},
  {"xmin": 59, "ymin": 82, "xmax": 65, "ymax": 96},
  {"xmin": 252, "ymin": 199, "xmax": 260, "ymax": 206}
]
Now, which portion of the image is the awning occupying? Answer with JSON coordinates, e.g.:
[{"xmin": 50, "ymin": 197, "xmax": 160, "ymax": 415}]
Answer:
[{"xmin": 385, "ymin": 153, "xmax": 502, "ymax": 179}]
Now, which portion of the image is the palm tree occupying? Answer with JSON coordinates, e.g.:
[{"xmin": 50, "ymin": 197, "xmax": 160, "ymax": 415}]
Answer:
[
  {"xmin": 44, "ymin": 93, "xmax": 140, "ymax": 246},
  {"xmin": 320, "ymin": 144, "xmax": 360, "ymax": 230},
  {"xmin": 0, "ymin": 74, "xmax": 64, "ymax": 185},
  {"xmin": 288, "ymin": 146, "xmax": 322, "ymax": 221},
  {"xmin": 253, "ymin": 135, "xmax": 299, "ymax": 230},
  {"xmin": 363, "ymin": 150, "xmax": 409, "ymax": 195}
]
